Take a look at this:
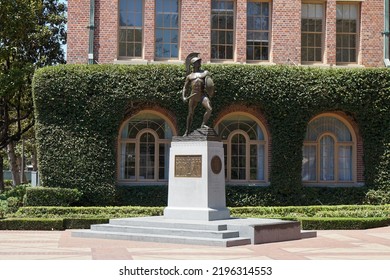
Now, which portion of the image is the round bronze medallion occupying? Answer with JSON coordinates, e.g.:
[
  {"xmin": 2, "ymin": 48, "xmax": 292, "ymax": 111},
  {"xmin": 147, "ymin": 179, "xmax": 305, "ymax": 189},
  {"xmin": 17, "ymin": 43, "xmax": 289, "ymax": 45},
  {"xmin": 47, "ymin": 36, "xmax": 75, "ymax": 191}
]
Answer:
[{"xmin": 211, "ymin": 155, "xmax": 222, "ymax": 175}]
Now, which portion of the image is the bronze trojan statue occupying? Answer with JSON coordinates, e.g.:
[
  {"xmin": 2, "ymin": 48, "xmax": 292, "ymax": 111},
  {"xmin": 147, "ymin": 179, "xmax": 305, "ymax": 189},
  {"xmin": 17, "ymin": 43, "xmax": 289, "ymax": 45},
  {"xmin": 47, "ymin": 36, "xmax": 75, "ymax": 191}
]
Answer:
[{"xmin": 182, "ymin": 53, "xmax": 215, "ymax": 136}]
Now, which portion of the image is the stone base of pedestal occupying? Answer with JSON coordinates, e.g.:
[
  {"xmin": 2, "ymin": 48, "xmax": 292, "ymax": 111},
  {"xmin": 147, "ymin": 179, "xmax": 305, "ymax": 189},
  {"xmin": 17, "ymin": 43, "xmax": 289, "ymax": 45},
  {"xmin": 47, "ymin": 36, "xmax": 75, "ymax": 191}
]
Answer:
[
  {"xmin": 72, "ymin": 216, "xmax": 315, "ymax": 247},
  {"xmin": 164, "ymin": 207, "xmax": 230, "ymax": 221},
  {"xmin": 163, "ymin": 128, "xmax": 230, "ymax": 221}
]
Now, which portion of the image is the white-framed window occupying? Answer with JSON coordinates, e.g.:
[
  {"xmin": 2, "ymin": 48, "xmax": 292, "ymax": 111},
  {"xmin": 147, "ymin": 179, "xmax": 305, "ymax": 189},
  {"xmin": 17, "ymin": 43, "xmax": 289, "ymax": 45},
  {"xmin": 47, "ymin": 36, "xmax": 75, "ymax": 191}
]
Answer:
[
  {"xmin": 211, "ymin": 0, "xmax": 235, "ymax": 60},
  {"xmin": 119, "ymin": 0, "xmax": 143, "ymax": 58},
  {"xmin": 302, "ymin": 115, "xmax": 356, "ymax": 183},
  {"xmin": 336, "ymin": 3, "xmax": 359, "ymax": 64},
  {"xmin": 247, "ymin": 0, "xmax": 271, "ymax": 61},
  {"xmin": 118, "ymin": 112, "xmax": 175, "ymax": 183},
  {"xmin": 216, "ymin": 113, "xmax": 268, "ymax": 183},
  {"xmin": 155, "ymin": 0, "xmax": 179, "ymax": 59},
  {"xmin": 301, "ymin": 3, "xmax": 324, "ymax": 63}
]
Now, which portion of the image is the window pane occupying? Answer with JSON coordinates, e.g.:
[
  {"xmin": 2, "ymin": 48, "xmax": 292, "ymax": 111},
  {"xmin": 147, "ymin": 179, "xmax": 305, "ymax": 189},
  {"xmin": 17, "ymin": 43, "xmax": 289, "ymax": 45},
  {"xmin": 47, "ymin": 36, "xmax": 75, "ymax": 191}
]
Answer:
[
  {"xmin": 135, "ymin": 12, "xmax": 142, "ymax": 27},
  {"xmin": 135, "ymin": 43, "xmax": 142, "ymax": 56},
  {"xmin": 118, "ymin": 0, "xmax": 143, "ymax": 58},
  {"xmin": 320, "ymin": 136, "xmax": 335, "ymax": 181},
  {"xmin": 119, "ymin": 43, "xmax": 126, "ymax": 56},
  {"xmin": 247, "ymin": 1, "xmax": 270, "ymax": 61},
  {"xmin": 211, "ymin": 0, "xmax": 235, "ymax": 60},
  {"xmin": 127, "ymin": 44, "xmax": 134, "ymax": 57},
  {"xmin": 301, "ymin": 3, "xmax": 323, "ymax": 63},
  {"xmin": 302, "ymin": 145, "xmax": 316, "ymax": 181},
  {"xmin": 338, "ymin": 146, "xmax": 352, "ymax": 181},
  {"xmin": 305, "ymin": 116, "xmax": 352, "ymax": 141},
  {"xmin": 156, "ymin": 14, "xmax": 164, "ymax": 28},
  {"xmin": 231, "ymin": 134, "xmax": 246, "ymax": 179},
  {"xmin": 336, "ymin": 4, "xmax": 358, "ymax": 63},
  {"xmin": 155, "ymin": 0, "xmax": 179, "ymax": 59},
  {"xmin": 135, "ymin": 29, "xmax": 142, "ymax": 42},
  {"xmin": 124, "ymin": 143, "xmax": 136, "ymax": 179}
]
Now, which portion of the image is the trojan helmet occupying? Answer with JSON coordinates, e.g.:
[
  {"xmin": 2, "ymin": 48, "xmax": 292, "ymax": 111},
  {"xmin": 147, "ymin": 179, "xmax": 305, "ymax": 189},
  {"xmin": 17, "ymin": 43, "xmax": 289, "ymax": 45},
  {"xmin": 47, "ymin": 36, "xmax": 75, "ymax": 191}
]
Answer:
[
  {"xmin": 190, "ymin": 56, "xmax": 201, "ymax": 65},
  {"xmin": 185, "ymin": 52, "xmax": 200, "ymax": 75}
]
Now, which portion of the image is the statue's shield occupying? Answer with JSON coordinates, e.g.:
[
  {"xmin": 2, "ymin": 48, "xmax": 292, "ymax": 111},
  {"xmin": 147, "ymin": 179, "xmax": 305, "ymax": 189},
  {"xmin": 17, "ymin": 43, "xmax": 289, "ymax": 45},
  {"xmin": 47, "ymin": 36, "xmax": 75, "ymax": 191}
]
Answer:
[{"xmin": 205, "ymin": 76, "xmax": 215, "ymax": 97}]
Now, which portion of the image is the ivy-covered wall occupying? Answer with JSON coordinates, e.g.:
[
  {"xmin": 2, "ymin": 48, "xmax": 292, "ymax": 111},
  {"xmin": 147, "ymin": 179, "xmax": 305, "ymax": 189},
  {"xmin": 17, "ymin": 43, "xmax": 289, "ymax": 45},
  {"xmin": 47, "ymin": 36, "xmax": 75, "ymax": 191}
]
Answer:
[{"xmin": 32, "ymin": 64, "xmax": 390, "ymax": 205}]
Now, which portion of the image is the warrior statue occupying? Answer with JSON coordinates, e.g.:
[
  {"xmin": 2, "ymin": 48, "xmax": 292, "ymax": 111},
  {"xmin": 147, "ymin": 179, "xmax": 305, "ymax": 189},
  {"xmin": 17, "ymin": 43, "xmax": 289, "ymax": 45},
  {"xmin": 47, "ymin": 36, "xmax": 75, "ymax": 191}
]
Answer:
[{"xmin": 182, "ymin": 53, "xmax": 215, "ymax": 136}]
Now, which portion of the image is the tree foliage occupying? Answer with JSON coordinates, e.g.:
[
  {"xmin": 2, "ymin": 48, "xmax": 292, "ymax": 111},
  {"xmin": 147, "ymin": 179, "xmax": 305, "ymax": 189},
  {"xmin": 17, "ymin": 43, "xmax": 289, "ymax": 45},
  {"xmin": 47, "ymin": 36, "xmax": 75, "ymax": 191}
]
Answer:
[
  {"xmin": 0, "ymin": 0, "xmax": 66, "ymax": 190},
  {"xmin": 0, "ymin": 0, "xmax": 67, "ymax": 149}
]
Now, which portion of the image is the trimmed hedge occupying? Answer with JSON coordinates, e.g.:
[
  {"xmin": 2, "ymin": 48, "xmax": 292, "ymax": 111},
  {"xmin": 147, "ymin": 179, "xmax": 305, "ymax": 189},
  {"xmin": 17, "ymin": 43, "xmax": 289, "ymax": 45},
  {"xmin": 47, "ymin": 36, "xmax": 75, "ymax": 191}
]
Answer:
[
  {"xmin": 115, "ymin": 185, "xmax": 168, "ymax": 206},
  {"xmin": 230, "ymin": 205, "xmax": 390, "ymax": 218},
  {"xmin": 14, "ymin": 205, "xmax": 390, "ymax": 219},
  {"xmin": 63, "ymin": 218, "xmax": 109, "ymax": 229},
  {"xmin": 23, "ymin": 187, "xmax": 81, "ymax": 206},
  {"xmin": 300, "ymin": 217, "xmax": 390, "ymax": 230},
  {"xmin": 113, "ymin": 185, "xmax": 368, "ymax": 206},
  {"xmin": 1, "ymin": 216, "xmax": 387, "ymax": 230},
  {"xmin": 0, "ymin": 218, "xmax": 64, "ymax": 230},
  {"xmin": 3, "ymin": 205, "xmax": 390, "ymax": 230},
  {"xmin": 32, "ymin": 65, "xmax": 390, "ymax": 205},
  {"xmin": 0, "ymin": 218, "xmax": 108, "ymax": 230},
  {"xmin": 13, "ymin": 206, "xmax": 164, "ymax": 218}
]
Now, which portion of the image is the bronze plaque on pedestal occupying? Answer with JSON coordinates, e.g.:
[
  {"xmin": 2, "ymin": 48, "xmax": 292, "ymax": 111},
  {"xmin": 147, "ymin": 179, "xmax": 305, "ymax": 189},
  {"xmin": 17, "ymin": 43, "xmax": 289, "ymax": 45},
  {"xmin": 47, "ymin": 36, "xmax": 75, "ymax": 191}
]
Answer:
[
  {"xmin": 211, "ymin": 155, "xmax": 222, "ymax": 174},
  {"xmin": 175, "ymin": 155, "xmax": 202, "ymax": 177}
]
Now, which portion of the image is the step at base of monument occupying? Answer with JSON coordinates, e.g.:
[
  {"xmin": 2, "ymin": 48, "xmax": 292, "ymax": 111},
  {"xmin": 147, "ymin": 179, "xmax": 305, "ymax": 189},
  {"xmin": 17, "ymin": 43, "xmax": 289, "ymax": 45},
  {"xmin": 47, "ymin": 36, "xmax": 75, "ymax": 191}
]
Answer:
[
  {"xmin": 71, "ymin": 216, "xmax": 308, "ymax": 247},
  {"xmin": 73, "ymin": 230, "xmax": 251, "ymax": 247}
]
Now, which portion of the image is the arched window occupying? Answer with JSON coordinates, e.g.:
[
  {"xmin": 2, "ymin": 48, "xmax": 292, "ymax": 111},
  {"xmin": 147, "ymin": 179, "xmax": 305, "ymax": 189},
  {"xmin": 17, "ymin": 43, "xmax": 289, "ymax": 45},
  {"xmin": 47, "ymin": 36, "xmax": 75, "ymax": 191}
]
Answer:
[
  {"xmin": 118, "ymin": 111, "xmax": 174, "ymax": 183},
  {"xmin": 216, "ymin": 113, "xmax": 268, "ymax": 183},
  {"xmin": 302, "ymin": 115, "xmax": 356, "ymax": 183}
]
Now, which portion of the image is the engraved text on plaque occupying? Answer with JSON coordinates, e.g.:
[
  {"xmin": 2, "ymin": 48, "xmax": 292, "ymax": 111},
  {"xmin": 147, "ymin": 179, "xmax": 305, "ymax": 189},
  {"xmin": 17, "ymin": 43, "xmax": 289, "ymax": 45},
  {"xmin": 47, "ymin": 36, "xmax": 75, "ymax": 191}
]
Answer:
[{"xmin": 175, "ymin": 155, "xmax": 202, "ymax": 177}]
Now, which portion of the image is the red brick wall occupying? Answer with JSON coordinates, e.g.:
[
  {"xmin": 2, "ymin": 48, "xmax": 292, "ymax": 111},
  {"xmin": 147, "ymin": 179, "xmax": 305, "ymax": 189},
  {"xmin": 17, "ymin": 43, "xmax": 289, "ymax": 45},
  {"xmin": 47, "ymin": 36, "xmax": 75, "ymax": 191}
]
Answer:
[
  {"xmin": 271, "ymin": 0, "xmax": 301, "ymax": 65},
  {"xmin": 180, "ymin": 0, "xmax": 211, "ymax": 62},
  {"xmin": 361, "ymin": 0, "xmax": 384, "ymax": 67},
  {"xmin": 144, "ymin": 0, "xmax": 155, "ymax": 61},
  {"xmin": 324, "ymin": 0, "xmax": 337, "ymax": 65},
  {"xmin": 67, "ymin": 0, "xmax": 385, "ymax": 67},
  {"xmin": 94, "ymin": 0, "xmax": 117, "ymax": 63},
  {"xmin": 67, "ymin": 0, "xmax": 90, "ymax": 64}
]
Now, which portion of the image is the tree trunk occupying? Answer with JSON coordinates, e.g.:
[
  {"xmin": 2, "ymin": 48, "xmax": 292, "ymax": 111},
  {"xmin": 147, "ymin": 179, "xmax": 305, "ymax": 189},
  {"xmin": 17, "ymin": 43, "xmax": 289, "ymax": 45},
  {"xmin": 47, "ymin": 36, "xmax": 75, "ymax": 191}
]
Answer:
[
  {"xmin": 7, "ymin": 141, "xmax": 21, "ymax": 186},
  {"xmin": 0, "ymin": 155, "xmax": 4, "ymax": 193}
]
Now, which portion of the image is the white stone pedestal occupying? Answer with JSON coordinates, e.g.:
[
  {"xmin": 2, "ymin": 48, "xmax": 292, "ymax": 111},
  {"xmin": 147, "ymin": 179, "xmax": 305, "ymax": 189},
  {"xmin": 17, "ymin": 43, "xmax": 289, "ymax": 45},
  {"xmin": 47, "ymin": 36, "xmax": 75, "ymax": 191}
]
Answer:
[{"xmin": 164, "ymin": 132, "xmax": 230, "ymax": 221}]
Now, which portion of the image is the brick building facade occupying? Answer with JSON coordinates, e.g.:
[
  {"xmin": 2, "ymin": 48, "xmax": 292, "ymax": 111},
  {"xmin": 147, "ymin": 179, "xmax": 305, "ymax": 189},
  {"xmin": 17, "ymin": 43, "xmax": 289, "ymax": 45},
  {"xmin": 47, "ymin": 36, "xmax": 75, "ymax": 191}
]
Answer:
[
  {"xmin": 66, "ymin": 0, "xmax": 388, "ymax": 187},
  {"xmin": 68, "ymin": 0, "xmax": 385, "ymax": 67}
]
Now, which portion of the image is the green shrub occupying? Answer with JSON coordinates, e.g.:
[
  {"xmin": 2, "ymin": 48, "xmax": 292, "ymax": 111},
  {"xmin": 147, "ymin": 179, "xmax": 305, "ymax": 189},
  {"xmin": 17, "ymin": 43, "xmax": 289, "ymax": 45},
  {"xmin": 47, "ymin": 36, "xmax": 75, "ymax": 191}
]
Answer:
[
  {"xmin": 33, "ymin": 65, "xmax": 390, "ymax": 205},
  {"xmin": 14, "ymin": 206, "xmax": 164, "ymax": 218},
  {"xmin": 63, "ymin": 218, "xmax": 109, "ymax": 229},
  {"xmin": 6, "ymin": 205, "xmax": 390, "ymax": 230},
  {"xmin": 230, "ymin": 205, "xmax": 390, "ymax": 219},
  {"xmin": 300, "ymin": 217, "xmax": 390, "ymax": 230},
  {"xmin": 0, "ymin": 184, "xmax": 29, "ymax": 201},
  {"xmin": 364, "ymin": 189, "xmax": 390, "ymax": 205},
  {"xmin": 6, "ymin": 197, "xmax": 22, "ymax": 213},
  {"xmin": 225, "ymin": 185, "xmax": 368, "ymax": 206},
  {"xmin": 23, "ymin": 187, "xmax": 81, "ymax": 206},
  {"xmin": 0, "ymin": 200, "xmax": 7, "ymax": 219},
  {"xmin": 0, "ymin": 218, "xmax": 63, "ymax": 230},
  {"xmin": 4, "ymin": 180, "xmax": 13, "ymax": 187},
  {"xmin": 115, "ymin": 185, "xmax": 168, "ymax": 206},
  {"xmin": 113, "ymin": 185, "xmax": 369, "ymax": 207}
]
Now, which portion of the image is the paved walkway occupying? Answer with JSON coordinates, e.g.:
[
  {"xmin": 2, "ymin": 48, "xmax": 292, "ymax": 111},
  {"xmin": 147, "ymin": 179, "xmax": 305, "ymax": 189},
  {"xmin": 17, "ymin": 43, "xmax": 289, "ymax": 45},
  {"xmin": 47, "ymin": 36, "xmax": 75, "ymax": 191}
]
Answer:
[{"xmin": 0, "ymin": 226, "xmax": 390, "ymax": 260}]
